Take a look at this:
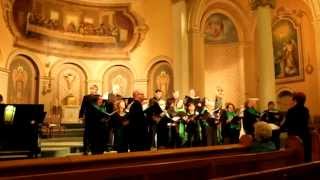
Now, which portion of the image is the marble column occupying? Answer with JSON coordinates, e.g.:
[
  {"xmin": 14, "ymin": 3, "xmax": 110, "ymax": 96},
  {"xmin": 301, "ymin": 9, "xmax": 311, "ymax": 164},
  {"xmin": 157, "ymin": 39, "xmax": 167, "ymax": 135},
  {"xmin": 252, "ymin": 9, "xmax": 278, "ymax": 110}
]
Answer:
[
  {"xmin": 189, "ymin": 28, "xmax": 205, "ymax": 97},
  {"xmin": 172, "ymin": 0, "xmax": 189, "ymax": 96},
  {"xmin": 0, "ymin": 67, "xmax": 9, "ymax": 103},
  {"xmin": 312, "ymin": 20, "xmax": 320, "ymax": 108},
  {"xmin": 251, "ymin": 0, "xmax": 277, "ymax": 110}
]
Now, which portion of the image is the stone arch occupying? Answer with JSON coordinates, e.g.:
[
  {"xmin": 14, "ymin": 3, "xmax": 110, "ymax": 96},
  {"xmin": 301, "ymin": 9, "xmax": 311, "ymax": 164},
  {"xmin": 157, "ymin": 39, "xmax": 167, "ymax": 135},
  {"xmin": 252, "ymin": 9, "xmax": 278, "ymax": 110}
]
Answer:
[
  {"xmin": 7, "ymin": 54, "xmax": 40, "ymax": 103},
  {"xmin": 50, "ymin": 62, "xmax": 87, "ymax": 107},
  {"xmin": 189, "ymin": 0, "xmax": 250, "ymax": 40},
  {"xmin": 187, "ymin": 0, "xmax": 251, "ymax": 100},
  {"xmin": 189, "ymin": 0, "xmax": 250, "ymax": 106},
  {"xmin": 147, "ymin": 60, "xmax": 173, "ymax": 98},
  {"xmin": 6, "ymin": 49, "xmax": 45, "ymax": 76},
  {"xmin": 49, "ymin": 59, "xmax": 90, "ymax": 80},
  {"xmin": 144, "ymin": 55, "xmax": 173, "ymax": 78},
  {"xmin": 102, "ymin": 65, "xmax": 134, "ymax": 97},
  {"xmin": 97, "ymin": 61, "xmax": 137, "ymax": 82}
]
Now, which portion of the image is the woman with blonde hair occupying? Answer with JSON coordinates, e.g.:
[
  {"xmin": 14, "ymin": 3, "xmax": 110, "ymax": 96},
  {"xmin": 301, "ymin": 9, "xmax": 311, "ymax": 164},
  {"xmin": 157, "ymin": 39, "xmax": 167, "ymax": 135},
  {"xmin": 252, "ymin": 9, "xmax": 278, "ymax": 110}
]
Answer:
[{"xmin": 111, "ymin": 99, "xmax": 129, "ymax": 153}]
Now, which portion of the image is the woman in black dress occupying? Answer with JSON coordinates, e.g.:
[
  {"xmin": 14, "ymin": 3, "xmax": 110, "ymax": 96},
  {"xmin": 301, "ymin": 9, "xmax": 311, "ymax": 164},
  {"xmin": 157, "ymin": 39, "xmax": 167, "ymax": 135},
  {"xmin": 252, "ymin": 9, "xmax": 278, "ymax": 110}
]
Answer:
[{"xmin": 112, "ymin": 99, "xmax": 129, "ymax": 153}]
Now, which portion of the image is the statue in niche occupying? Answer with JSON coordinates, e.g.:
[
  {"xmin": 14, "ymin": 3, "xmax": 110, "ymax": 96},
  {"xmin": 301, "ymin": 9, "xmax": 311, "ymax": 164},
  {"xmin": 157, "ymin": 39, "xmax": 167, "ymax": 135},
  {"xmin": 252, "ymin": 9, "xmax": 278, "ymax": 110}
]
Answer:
[
  {"xmin": 66, "ymin": 22, "xmax": 76, "ymax": 33},
  {"xmin": 63, "ymin": 72, "xmax": 77, "ymax": 105},
  {"xmin": 156, "ymin": 71, "xmax": 169, "ymax": 98},
  {"xmin": 214, "ymin": 86, "xmax": 224, "ymax": 110},
  {"xmin": 12, "ymin": 65, "xmax": 28, "ymax": 103},
  {"xmin": 111, "ymin": 74, "xmax": 127, "ymax": 96}
]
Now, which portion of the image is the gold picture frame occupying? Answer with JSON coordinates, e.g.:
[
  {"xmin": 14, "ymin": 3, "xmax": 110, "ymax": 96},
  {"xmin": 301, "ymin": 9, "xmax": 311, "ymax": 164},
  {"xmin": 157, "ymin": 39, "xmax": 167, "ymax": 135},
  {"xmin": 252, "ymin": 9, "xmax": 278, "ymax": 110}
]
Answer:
[{"xmin": 272, "ymin": 17, "xmax": 304, "ymax": 84}]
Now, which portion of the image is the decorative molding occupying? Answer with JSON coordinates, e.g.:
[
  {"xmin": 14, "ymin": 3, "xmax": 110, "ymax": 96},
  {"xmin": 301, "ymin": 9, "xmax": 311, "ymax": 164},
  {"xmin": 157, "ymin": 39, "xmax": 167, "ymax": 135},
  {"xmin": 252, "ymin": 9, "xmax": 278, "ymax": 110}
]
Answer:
[
  {"xmin": 1, "ymin": 0, "xmax": 148, "ymax": 59},
  {"xmin": 250, "ymin": 0, "xmax": 276, "ymax": 10},
  {"xmin": 305, "ymin": 0, "xmax": 320, "ymax": 21},
  {"xmin": 275, "ymin": 6, "xmax": 306, "ymax": 19},
  {"xmin": 0, "ymin": 67, "xmax": 10, "ymax": 73}
]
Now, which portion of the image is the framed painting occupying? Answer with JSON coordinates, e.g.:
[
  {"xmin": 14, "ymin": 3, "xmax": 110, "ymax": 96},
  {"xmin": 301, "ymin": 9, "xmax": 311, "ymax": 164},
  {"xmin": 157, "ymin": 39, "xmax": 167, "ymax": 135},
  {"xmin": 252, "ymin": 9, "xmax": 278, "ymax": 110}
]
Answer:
[
  {"xmin": 272, "ymin": 17, "xmax": 304, "ymax": 83},
  {"xmin": 204, "ymin": 13, "xmax": 238, "ymax": 44}
]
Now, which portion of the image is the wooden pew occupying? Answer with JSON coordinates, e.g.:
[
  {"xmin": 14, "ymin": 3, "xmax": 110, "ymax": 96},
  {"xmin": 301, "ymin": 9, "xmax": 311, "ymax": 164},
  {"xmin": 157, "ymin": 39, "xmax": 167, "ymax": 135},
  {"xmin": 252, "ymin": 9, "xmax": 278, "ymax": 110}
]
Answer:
[
  {"xmin": 0, "ymin": 136, "xmax": 304, "ymax": 180},
  {"xmin": 312, "ymin": 129, "xmax": 320, "ymax": 161},
  {"xmin": 215, "ymin": 161, "xmax": 320, "ymax": 180},
  {"xmin": 0, "ymin": 136, "xmax": 252, "ymax": 178}
]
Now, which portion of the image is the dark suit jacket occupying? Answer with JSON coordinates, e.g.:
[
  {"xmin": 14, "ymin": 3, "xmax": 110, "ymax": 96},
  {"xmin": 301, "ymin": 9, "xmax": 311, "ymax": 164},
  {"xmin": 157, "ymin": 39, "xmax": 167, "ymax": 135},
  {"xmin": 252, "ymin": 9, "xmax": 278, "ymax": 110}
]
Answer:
[{"xmin": 79, "ymin": 94, "xmax": 99, "ymax": 119}]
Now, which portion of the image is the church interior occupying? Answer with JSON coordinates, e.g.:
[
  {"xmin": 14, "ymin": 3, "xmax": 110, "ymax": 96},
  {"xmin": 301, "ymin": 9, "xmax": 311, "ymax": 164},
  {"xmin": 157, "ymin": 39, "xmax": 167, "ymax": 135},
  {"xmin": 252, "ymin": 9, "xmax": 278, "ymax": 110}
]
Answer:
[{"xmin": 1, "ymin": 0, "xmax": 320, "ymax": 179}]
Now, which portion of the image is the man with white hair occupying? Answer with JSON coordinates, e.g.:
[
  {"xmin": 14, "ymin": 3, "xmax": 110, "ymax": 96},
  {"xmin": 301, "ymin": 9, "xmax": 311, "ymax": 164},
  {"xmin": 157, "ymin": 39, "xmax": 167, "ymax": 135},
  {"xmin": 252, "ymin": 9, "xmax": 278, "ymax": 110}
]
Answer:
[{"xmin": 249, "ymin": 121, "xmax": 276, "ymax": 153}]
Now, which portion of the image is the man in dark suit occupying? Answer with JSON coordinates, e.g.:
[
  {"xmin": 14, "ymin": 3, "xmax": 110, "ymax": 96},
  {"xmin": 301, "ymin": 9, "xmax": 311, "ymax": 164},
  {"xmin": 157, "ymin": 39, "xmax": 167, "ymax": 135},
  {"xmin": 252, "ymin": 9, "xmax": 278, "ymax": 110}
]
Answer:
[
  {"xmin": 79, "ymin": 84, "xmax": 99, "ymax": 155},
  {"xmin": 284, "ymin": 92, "xmax": 311, "ymax": 162},
  {"xmin": 128, "ymin": 90, "xmax": 148, "ymax": 151},
  {"xmin": 243, "ymin": 98, "xmax": 260, "ymax": 136},
  {"xmin": 0, "ymin": 94, "xmax": 3, "ymax": 104}
]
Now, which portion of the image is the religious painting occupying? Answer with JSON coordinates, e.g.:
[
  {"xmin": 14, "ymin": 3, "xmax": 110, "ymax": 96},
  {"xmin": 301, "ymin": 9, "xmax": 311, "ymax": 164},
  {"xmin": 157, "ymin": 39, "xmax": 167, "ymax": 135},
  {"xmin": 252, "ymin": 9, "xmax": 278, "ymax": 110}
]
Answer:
[
  {"xmin": 102, "ymin": 66, "xmax": 134, "ymax": 97},
  {"xmin": 204, "ymin": 13, "xmax": 239, "ymax": 44},
  {"xmin": 272, "ymin": 18, "xmax": 304, "ymax": 83},
  {"xmin": 3, "ymin": 0, "xmax": 148, "ymax": 59},
  {"xmin": 51, "ymin": 63, "xmax": 86, "ymax": 107},
  {"xmin": 8, "ymin": 55, "xmax": 39, "ymax": 104},
  {"xmin": 148, "ymin": 62, "xmax": 173, "ymax": 98}
]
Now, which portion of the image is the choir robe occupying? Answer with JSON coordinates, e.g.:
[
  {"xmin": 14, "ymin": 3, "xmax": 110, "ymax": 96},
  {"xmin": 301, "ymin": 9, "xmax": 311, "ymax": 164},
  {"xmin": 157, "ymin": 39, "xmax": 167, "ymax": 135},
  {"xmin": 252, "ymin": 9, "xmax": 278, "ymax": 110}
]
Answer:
[
  {"xmin": 144, "ymin": 101, "xmax": 163, "ymax": 149},
  {"xmin": 128, "ymin": 100, "xmax": 148, "ymax": 151},
  {"xmin": 185, "ymin": 112, "xmax": 202, "ymax": 147},
  {"xmin": 86, "ymin": 103, "xmax": 111, "ymax": 154},
  {"xmin": 79, "ymin": 94, "xmax": 100, "ymax": 154},
  {"xmin": 243, "ymin": 108, "xmax": 260, "ymax": 136},
  {"xmin": 111, "ymin": 112, "xmax": 129, "ymax": 153}
]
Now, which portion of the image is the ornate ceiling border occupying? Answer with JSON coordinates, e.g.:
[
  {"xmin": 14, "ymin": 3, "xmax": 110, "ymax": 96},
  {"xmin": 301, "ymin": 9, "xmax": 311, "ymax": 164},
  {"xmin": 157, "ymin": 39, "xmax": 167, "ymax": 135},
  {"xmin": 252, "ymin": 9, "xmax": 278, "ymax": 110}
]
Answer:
[{"xmin": 1, "ymin": 0, "xmax": 149, "ymax": 60}]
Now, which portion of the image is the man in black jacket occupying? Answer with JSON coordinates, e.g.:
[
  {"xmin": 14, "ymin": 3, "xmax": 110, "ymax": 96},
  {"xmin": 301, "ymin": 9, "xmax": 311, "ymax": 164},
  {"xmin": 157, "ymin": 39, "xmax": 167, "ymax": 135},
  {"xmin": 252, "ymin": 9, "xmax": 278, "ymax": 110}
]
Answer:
[
  {"xmin": 284, "ymin": 92, "xmax": 311, "ymax": 162},
  {"xmin": 79, "ymin": 84, "xmax": 99, "ymax": 155},
  {"xmin": 128, "ymin": 90, "xmax": 148, "ymax": 151}
]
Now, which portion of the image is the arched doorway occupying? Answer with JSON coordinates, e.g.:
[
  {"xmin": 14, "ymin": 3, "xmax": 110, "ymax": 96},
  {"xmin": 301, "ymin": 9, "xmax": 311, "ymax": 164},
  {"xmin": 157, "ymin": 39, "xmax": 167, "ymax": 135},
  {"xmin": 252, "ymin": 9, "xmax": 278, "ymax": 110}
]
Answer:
[
  {"xmin": 7, "ymin": 55, "xmax": 39, "ymax": 104},
  {"xmin": 203, "ymin": 12, "xmax": 243, "ymax": 106}
]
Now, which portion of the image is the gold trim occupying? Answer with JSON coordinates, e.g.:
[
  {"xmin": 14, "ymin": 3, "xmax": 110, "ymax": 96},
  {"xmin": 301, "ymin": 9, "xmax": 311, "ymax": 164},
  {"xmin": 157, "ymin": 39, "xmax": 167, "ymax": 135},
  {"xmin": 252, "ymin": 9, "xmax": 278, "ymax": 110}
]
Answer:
[{"xmin": 0, "ymin": 67, "xmax": 10, "ymax": 73}]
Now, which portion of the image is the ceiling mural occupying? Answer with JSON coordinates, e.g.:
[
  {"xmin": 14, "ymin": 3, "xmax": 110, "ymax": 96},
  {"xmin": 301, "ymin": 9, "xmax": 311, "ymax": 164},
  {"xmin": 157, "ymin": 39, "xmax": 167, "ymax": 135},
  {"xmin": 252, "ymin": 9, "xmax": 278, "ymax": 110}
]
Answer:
[{"xmin": 1, "ymin": 0, "xmax": 148, "ymax": 59}]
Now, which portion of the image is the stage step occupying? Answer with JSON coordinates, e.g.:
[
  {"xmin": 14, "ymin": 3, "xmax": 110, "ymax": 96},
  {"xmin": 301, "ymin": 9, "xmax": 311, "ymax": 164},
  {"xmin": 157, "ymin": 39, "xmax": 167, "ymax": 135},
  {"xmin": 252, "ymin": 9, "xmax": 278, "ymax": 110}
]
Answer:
[{"xmin": 40, "ymin": 137, "xmax": 83, "ymax": 157}]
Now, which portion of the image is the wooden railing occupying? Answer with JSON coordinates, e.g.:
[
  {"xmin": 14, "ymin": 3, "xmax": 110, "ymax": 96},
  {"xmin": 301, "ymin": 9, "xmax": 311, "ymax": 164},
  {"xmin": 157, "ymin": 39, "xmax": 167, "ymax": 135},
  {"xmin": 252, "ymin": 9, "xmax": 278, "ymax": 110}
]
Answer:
[
  {"xmin": 215, "ymin": 161, "xmax": 320, "ymax": 180},
  {"xmin": 0, "ymin": 135, "xmax": 304, "ymax": 180}
]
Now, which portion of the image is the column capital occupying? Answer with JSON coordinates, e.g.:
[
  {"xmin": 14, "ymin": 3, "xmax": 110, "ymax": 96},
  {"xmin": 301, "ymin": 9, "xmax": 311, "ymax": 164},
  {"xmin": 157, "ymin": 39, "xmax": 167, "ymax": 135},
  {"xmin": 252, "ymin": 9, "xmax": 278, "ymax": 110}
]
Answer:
[{"xmin": 250, "ymin": 0, "xmax": 276, "ymax": 10}]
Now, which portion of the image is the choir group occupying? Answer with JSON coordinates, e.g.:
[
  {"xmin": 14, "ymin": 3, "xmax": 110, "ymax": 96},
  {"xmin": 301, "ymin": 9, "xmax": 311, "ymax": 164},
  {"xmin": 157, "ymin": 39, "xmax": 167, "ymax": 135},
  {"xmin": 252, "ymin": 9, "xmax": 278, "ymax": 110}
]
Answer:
[{"xmin": 78, "ymin": 85, "xmax": 289, "ymax": 155}]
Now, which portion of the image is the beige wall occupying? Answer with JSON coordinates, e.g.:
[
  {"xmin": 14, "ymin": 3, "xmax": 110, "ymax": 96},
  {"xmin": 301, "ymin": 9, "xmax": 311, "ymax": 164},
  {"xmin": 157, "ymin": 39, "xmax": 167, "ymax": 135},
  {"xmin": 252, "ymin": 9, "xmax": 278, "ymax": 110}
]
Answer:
[
  {"xmin": 190, "ymin": 0, "xmax": 319, "ymax": 118},
  {"xmin": 204, "ymin": 44, "xmax": 243, "ymax": 106},
  {"xmin": 273, "ymin": 0, "xmax": 320, "ymax": 117},
  {"xmin": 0, "ymin": 0, "xmax": 175, "ymax": 112},
  {"xmin": 0, "ymin": 0, "xmax": 319, "ymax": 118}
]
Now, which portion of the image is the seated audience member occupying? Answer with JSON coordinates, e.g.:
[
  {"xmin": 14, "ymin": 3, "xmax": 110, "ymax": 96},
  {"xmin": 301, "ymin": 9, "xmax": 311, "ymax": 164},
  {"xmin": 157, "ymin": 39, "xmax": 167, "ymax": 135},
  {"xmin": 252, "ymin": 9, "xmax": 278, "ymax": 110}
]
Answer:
[{"xmin": 250, "ymin": 121, "xmax": 276, "ymax": 153}]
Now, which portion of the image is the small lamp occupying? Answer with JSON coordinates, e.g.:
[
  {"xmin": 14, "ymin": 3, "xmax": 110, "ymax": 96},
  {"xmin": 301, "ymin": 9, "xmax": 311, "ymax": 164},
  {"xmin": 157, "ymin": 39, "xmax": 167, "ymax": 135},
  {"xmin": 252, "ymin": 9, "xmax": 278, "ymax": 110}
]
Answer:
[{"xmin": 4, "ymin": 105, "xmax": 16, "ymax": 125}]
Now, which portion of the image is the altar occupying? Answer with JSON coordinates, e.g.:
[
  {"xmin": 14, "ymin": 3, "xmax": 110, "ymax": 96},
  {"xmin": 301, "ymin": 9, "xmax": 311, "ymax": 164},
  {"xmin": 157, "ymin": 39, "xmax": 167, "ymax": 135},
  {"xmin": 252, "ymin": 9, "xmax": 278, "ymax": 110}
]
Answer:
[{"xmin": 61, "ymin": 105, "xmax": 81, "ymax": 124}]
